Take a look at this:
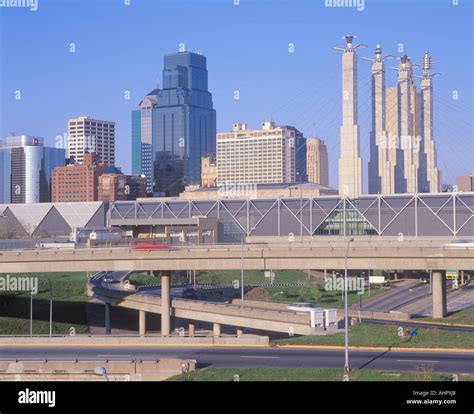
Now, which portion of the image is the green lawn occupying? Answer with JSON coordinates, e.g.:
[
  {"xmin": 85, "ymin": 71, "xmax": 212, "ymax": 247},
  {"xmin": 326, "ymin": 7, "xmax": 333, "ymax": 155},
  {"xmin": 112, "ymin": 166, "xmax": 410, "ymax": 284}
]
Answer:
[
  {"xmin": 192, "ymin": 270, "xmax": 387, "ymax": 308},
  {"xmin": 129, "ymin": 272, "xmax": 162, "ymax": 286},
  {"xmin": 0, "ymin": 272, "xmax": 90, "ymax": 335},
  {"xmin": 422, "ymin": 307, "xmax": 474, "ymax": 326},
  {"xmin": 168, "ymin": 367, "xmax": 473, "ymax": 382},
  {"xmin": 267, "ymin": 283, "xmax": 385, "ymax": 307},
  {"xmin": 196, "ymin": 269, "xmax": 308, "ymax": 285},
  {"xmin": 273, "ymin": 322, "xmax": 474, "ymax": 349}
]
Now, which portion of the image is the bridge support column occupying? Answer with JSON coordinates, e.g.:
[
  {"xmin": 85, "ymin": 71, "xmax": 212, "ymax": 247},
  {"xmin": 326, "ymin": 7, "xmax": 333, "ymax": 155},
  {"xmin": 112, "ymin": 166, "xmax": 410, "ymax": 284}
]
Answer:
[
  {"xmin": 188, "ymin": 323, "xmax": 195, "ymax": 337},
  {"xmin": 105, "ymin": 303, "xmax": 111, "ymax": 335},
  {"xmin": 161, "ymin": 273, "xmax": 171, "ymax": 337},
  {"xmin": 432, "ymin": 271, "xmax": 447, "ymax": 319},
  {"xmin": 237, "ymin": 329, "xmax": 243, "ymax": 337},
  {"xmin": 139, "ymin": 310, "xmax": 146, "ymax": 337},
  {"xmin": 460, "ymin": 270, "xmax": 465, "ymax": 285},
  {"xmin": 213, "ymin": 323, "xmax": 221, "ymax": 337}
]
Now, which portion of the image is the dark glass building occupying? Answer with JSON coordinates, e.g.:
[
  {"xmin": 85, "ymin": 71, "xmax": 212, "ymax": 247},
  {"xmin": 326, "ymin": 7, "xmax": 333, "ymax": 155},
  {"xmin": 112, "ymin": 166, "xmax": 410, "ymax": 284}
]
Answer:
[{"xmin": 132, "ymin": 51, "xmax": 216, "ymax": 196}]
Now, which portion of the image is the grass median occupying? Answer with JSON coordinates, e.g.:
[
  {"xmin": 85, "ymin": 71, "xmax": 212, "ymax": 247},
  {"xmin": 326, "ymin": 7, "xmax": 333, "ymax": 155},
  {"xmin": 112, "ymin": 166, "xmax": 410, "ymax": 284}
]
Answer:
[
  {"xmin": 273, "ymin": 322, "xmax": 474, "ymax": 349},
  {"xmin": 421, "ymin": 307, "xmax": 474, "ymax": 326},
  {"xmin": 168, "ymin": 367, "xmax": 473, "ymax": 382}
]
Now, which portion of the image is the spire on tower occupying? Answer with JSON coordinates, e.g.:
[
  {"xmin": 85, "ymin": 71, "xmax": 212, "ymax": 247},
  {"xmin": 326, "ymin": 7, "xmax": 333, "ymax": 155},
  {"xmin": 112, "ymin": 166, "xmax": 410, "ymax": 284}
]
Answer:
[{"xmin": 333, "ymin": 35, "xmax": 366, "ymax": 52}]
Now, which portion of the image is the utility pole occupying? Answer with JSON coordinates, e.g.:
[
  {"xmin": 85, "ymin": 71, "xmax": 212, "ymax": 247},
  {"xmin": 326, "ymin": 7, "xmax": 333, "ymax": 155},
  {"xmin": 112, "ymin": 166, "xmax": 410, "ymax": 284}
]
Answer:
[{"xmin": 344, "ymin": 237, "xmax": 354, "ymax": 372}]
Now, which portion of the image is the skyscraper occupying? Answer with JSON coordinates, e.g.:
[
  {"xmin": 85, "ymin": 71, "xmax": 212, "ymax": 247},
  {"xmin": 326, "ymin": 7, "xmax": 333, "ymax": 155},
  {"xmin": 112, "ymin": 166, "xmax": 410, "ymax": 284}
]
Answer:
[
  {"xmin": 67, "ymin": 116, "xmax": 115, "ymax": 165},
  {"xmin": 306, "ymin": 137, "xmax": 328, "ymax": 187},
  {"xmin": 216, "ymin": 122, "xmax": 306, "ymax": 185},
  {"xmin": 0, "ymin": 135, "xmax": 65, "ymax": 204},
  {"xmin": 132, "ymin": 51, "xmax": 216, "ymax": 196},
  {"xmin": 334, "ymin": 36, "xmax": 364, "ymax": 198}
]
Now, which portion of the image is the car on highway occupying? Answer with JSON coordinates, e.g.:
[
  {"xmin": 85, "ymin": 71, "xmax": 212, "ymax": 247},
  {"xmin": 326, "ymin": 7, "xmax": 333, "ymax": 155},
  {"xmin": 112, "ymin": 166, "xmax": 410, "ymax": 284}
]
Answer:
[
  {"xmin": 103, "ymin": 276, "xmax": 116, "ymax": 283},
  {"xmin": 182, "ymin": 288, "xmax": 198, "ymax": 299},
  {"xmin": 131, "ymin": 242, "xmax": 173, "ymax": 251}
]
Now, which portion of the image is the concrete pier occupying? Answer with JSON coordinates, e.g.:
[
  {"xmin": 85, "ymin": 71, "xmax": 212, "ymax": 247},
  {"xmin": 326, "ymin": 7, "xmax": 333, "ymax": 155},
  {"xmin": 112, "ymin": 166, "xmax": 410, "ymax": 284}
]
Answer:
[
  {"xmin": 432, "ymin": 271, "xmax": 447, "ymax": 318},
  {"xmin": 105, "ymin": 303, "xmax": 111, "ymax": 335},
  {"xmin": 213, "ymin": 323, "xmax": 221, "ymax": 337},
  {"xmin": 139, "ymin": 310, "xmax": 146, "ymax": 337},
  {"xmin": 161, "ymin": 273, "xmax": 171, "ymax": 336}
]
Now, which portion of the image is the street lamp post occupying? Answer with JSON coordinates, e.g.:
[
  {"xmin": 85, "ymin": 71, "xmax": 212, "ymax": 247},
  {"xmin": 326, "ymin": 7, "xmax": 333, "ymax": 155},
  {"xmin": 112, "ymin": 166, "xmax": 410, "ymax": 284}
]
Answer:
[
  {"xmin": 240, "ymin": 236, "xmax": 244, "ymax": 308},
  {"xmin": 359, "ymin": 272, "xmax": 365, "ymax": 310},
  {"xmin": 48, "ymin": 278, "xmax": 53, "ymax": 337},
  {"xmin": 344, "ymin": 236, "xmax": 355, "ymax": 373},
  {"xmin": 29, "ymin": 291, "xmax": 33, "ymax": 337},
  {"xmin": 296, "ymin": 172, "xmax": 303, "ymax": 243}
]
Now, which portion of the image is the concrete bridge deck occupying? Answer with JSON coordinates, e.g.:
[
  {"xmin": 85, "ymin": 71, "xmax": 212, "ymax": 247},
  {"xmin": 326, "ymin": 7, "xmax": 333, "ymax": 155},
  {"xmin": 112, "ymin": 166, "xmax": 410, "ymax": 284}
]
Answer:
[{"xmin": 0, "ymin": 241, "xmax": 472, "ymax": 273}]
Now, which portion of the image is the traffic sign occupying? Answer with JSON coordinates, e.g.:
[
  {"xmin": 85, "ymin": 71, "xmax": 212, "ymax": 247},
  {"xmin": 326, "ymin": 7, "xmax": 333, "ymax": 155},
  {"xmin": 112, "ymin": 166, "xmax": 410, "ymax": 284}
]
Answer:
[{"xmin": 446, "ymin": 270, "xmax": 458, "ymax": 279}]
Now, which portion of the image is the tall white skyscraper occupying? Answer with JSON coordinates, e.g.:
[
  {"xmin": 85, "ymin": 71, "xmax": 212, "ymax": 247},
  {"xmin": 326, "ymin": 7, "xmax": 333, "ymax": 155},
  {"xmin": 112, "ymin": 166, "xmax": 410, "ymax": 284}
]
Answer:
[
  {"xmin": 334, "ymin": 35, "xmax": 364, "ymax": 198},
  {"xmin": 68, "ymin": 116, "xmax": 115, "ymax": 165}
]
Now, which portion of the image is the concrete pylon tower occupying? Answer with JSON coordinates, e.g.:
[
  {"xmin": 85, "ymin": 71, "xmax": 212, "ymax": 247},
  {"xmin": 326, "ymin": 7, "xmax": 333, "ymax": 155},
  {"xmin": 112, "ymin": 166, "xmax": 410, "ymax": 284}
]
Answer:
[
  {"xmin": 420, "ymin": 51, "xmax": 442, "ymax": 192},
  {"xmin": 334, "ymin": 36, "xmax": 365, "ymax": 198},
  {"xmin": 365, "ymin": 45, "xmax": 393, "ymax": 194},
  {"xmin": 397, "ymin": 55, "xmax": 417, "ymax": 193}
]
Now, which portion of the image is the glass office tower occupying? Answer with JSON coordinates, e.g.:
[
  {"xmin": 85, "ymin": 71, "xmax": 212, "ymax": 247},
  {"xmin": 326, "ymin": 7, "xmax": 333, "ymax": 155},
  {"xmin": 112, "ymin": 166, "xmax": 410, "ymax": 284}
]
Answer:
[
  {"xmin": 132, "ymin": 51, "xmax": 216, "ymax": 196},
  {"xmin": 0, "ymin": 136, "xmax": 65, "ymax": 203}
]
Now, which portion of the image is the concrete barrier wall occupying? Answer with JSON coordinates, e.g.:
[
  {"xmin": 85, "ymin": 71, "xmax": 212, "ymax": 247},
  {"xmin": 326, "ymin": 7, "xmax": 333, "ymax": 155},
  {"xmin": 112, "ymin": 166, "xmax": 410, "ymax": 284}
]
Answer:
[
  {"xmin": 0, "ymin": 335, "xmax": 269, "ymax": 346},
  {"xmin": 341, "ymin": 309, "xmax": 411, "ymax": 321},
  {"xmin": 0, "ymin": 358, "xmax": 196, "ymax": 381}
]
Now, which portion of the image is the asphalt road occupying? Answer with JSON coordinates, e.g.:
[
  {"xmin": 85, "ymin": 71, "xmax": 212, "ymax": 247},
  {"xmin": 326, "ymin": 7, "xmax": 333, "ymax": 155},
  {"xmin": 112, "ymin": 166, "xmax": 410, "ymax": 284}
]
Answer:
[
  {"xmin": 401, "ymin": 285, "xmax": 474, "ymax": 316},
  {"xmin": 361, "ymin": 280, "xmax": 431, "ymax": 312},
  {"xmin": 0, "ymin": 346, "xmax": 472, "ymax": 374}
]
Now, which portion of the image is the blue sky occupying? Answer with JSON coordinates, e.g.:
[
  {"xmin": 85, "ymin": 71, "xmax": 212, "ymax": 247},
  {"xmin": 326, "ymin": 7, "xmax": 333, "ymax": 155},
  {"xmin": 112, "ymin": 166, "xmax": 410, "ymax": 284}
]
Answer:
[{"xmin": 0, "ymin": 0, "xmax": 472, "ymax": 189}]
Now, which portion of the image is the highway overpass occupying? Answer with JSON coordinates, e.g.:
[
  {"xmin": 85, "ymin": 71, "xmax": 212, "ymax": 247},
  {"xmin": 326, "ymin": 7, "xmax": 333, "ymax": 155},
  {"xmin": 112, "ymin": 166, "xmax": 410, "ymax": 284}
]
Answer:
[
  {"xmin": 88, "ymin": 273, "xmax": 334, "ymax": 336},
  {"xmin": 0, "ymin": 241, "xmax": 472, "ymax": 273}
]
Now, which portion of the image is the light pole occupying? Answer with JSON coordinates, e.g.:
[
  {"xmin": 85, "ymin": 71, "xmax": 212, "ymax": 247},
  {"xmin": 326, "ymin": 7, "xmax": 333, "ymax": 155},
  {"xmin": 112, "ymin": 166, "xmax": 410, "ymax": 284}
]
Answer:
[
  {"xmin": 296, "ymin": 172, "xmax": 303, "ymax": 243},
  {"xmin": 344, "ymin": 236, "xmax": 354, "ymax": 373},
  {"xmin": 48, "ymin": 278, "xmax": 53, "ymax": 337},
  {"xmin": 240, "ymin": 236, "xmax": 244, "ymax": 308},
  {"xmin": 180, "ymin": 238, "xmax": 195, "ymax": 288},
  {"xmin": 359, "ymin": 272, "xmax": 365, "ymax": 310},
  {"xmin": 29, "ymin": 290, "xmax": 33, "ymax": 337}
]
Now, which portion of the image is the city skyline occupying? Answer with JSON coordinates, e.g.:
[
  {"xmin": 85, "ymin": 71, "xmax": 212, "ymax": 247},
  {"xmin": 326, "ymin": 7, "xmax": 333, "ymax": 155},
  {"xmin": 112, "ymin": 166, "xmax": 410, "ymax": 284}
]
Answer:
[
  {"xmin": 0, "ymin": 0, "xmax": 472, "ymax": 393},
  {"xmin": 0, "ymin": 0, "xmax": 472, "ymax": 191}
]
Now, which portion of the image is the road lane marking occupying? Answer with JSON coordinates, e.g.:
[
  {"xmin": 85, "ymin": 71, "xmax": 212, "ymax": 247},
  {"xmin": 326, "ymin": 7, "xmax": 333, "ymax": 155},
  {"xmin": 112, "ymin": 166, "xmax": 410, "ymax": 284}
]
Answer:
[{"xmin": 397, "ymin": 359, "xmax": 440, "ymax": 363}]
